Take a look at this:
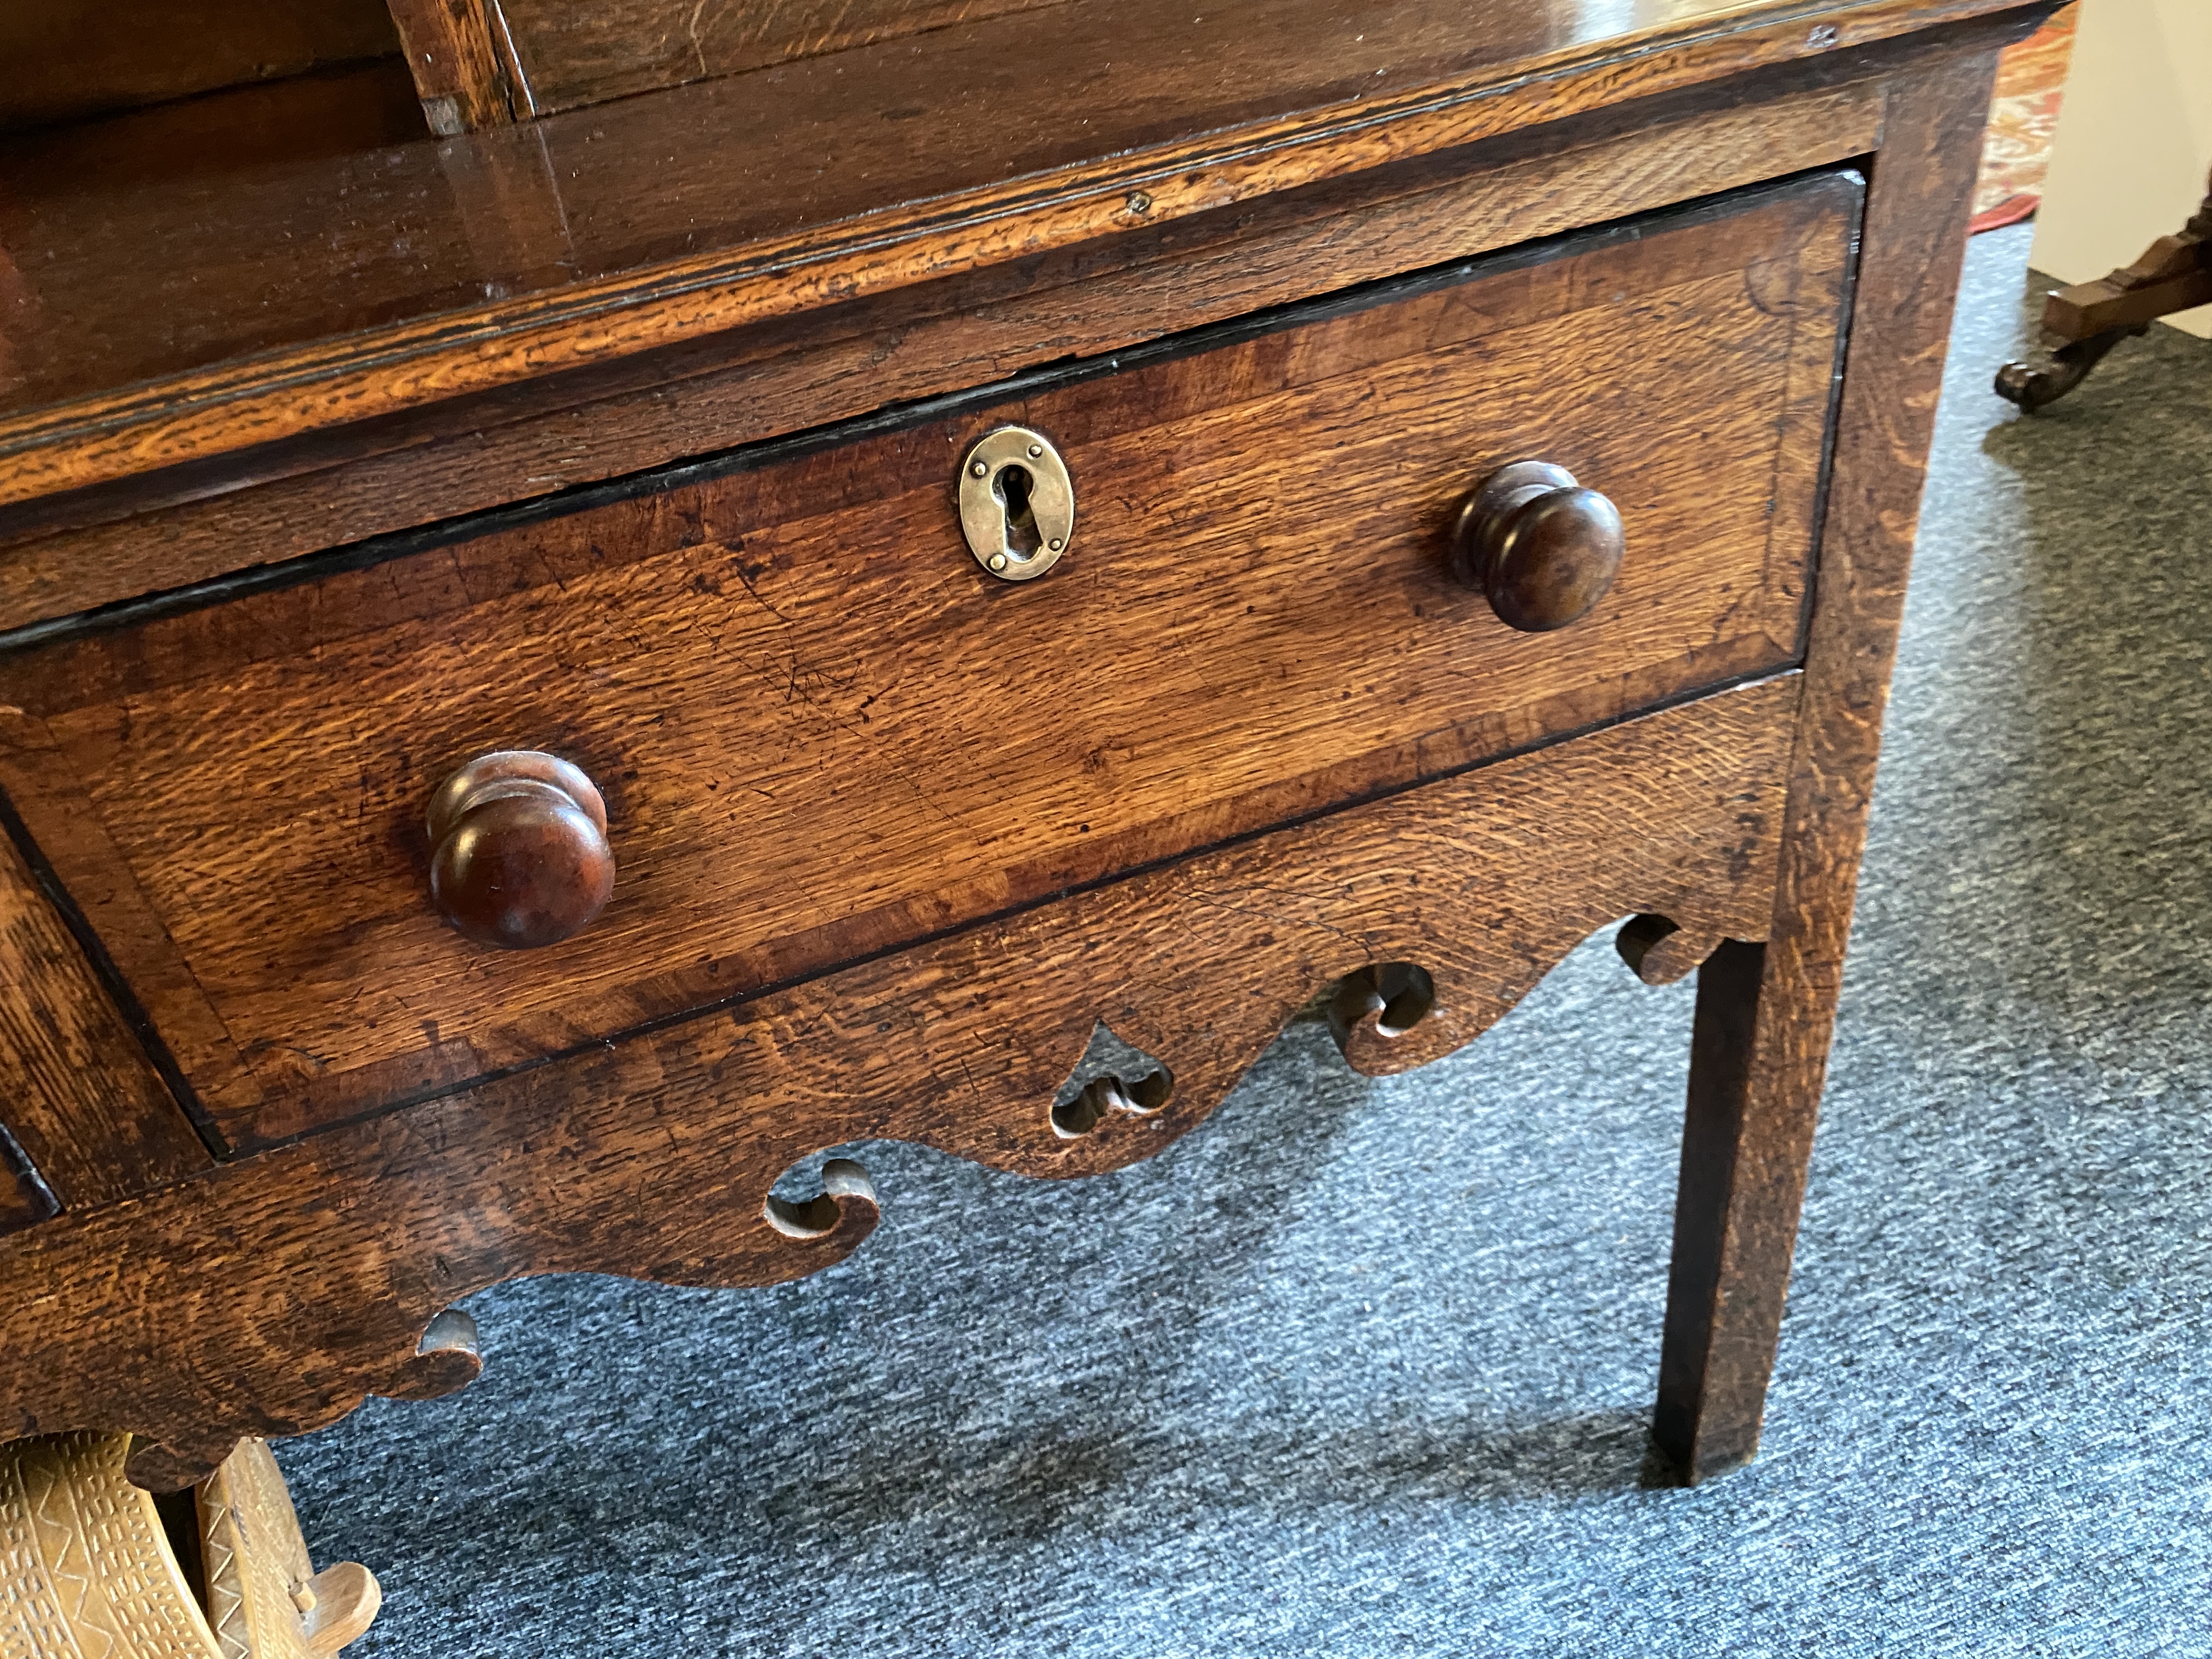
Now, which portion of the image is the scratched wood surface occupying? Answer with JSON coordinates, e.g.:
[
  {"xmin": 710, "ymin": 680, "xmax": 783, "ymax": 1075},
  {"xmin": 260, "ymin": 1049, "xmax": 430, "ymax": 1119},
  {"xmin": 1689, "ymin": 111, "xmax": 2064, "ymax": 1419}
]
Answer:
[
  {"xmin": 0, "ymin": 0, "xmax": 2046, "ymax": 506},
  {"xmin": 493, "ymin": 0, "xmax": 1063, "ymax": 119},
  {"xmin": 0, "ymin": 175, "xmax": 1852, "ymax": 1150},
  {"xmin": 382, "ymin": 0, "xmax": 523, "ymax": 133},
  {"xmin": 0, "ymin": 674, "xmax": 1796, "ymax": 1489}
]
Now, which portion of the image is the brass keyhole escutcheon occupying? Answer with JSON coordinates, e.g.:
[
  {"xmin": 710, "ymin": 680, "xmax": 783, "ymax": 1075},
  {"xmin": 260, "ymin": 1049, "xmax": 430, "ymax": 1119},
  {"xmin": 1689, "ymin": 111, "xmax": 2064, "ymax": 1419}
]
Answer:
[{"xmin": 958, "ymin": 426, "xmax": 1075, "ymax": 581}]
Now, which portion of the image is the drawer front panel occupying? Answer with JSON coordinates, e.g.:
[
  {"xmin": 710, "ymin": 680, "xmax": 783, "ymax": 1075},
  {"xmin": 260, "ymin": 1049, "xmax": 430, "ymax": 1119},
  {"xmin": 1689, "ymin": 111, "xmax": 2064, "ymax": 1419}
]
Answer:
[{"xmin": 0, "ymin": 171, "xmax": 1857, "ymax": 1147}]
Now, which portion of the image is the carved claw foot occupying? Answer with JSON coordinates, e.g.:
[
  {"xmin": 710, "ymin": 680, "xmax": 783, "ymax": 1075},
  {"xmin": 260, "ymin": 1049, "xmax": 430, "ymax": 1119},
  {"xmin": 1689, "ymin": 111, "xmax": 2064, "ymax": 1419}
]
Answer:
[
  {"xmin": 0, "ymin": 1432, "xmax": 378, "ymax": 1659},
  {"xmin": 1996, "ymin": 167, "xmax": 2212, "ymax": 413},
  {"xmin": 1994, "ymin": 324, "xmax": 2146, "ymax": 412}
]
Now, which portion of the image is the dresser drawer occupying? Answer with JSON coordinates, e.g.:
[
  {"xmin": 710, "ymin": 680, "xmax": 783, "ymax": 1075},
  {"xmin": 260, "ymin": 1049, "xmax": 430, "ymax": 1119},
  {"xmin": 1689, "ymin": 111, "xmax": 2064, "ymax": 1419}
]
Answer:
[{"xmin": 0, "ymin": 170, "xmax": 1858, "ymax": 1149}]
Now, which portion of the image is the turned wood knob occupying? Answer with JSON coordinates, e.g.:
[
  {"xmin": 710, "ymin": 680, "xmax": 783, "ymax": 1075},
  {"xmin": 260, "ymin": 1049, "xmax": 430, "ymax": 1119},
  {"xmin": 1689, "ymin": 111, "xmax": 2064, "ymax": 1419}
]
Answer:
[
  {"xmin": 426, "ymin": 751, "xmax": 613, "ymax": 949},
  {"xmin": 1449, "ymin": 460, "xmax": 1624, "ymax": 632}
]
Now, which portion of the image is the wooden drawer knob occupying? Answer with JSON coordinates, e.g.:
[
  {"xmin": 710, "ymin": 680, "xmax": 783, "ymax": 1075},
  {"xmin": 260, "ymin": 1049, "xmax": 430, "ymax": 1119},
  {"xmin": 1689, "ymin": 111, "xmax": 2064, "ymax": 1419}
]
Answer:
[
  {"xmin": 1450, "ymin": 460, "xmax": 1624, "ymax": 632},
  {"xmin": 426, "ymin": 751, "xmax": 613, "ymax": 949}
]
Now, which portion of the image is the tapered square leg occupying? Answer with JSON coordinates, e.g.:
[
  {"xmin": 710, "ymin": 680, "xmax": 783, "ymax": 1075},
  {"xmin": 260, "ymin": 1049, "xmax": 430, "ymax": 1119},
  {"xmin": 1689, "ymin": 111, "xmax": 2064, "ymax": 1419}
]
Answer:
[
  {"xmin": 1646, "ymin": 46, "xmax": 2006, "ymax": 1483},
  {"xmin": 1652, "ymin": 939, "xmax": 1825, "ymax": 1483}
]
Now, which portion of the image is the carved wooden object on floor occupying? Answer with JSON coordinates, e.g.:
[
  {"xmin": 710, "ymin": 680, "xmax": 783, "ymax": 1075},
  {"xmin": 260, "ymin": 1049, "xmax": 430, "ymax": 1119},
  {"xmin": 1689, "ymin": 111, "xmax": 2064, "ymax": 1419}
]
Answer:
[
  {"xmin": 198, "ymin": 1439, "xmax": 380, "ymax": 1659},
  {"xmin": 0, "ymin": 1434, "xmax": 377, "ymax": 1659},
  {"xmin": 0, "ymin": 1434, "xmax": 220, "ymax": 1659}
]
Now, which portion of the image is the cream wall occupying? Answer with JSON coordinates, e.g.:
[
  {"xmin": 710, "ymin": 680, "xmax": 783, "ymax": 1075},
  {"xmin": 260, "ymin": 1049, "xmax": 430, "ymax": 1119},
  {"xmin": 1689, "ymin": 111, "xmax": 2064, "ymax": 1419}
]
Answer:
[{"xmin": 2032, "ymin": 0, "xmax": 2212, "ymax": 338}]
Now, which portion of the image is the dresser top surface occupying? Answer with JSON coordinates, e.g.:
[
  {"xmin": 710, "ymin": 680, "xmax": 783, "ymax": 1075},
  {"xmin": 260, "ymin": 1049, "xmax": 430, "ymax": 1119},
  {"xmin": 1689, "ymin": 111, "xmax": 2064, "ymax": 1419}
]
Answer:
[{"xmin": 0, "ymin": 0, "xmax": 2038, "ymax": 508}]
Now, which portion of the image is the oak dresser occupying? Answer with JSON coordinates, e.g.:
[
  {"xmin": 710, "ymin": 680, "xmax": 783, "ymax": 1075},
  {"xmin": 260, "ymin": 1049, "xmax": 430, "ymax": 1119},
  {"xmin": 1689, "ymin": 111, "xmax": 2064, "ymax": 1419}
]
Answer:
[{"xmin": 0, "ymin": 0, "xmax": 2052, "ymax": 1645}]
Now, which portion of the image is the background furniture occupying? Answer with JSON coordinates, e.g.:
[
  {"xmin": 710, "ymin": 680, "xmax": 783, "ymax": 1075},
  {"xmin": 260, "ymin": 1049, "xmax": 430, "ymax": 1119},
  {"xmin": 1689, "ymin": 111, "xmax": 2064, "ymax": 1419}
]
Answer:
[
  {"xmin": 0, "ymin": 0, "xmax": 2055, "ymax": 1638},
  {"xmin": 1994, "ymin": 0, "xmax": 2212, "ymax": 406},
  {"xmin": 1998, "ymin": 170, "xmax": 2212, "ymax": 408},
  {"xmin": 2032, "ymin": 0, "xmax": 2212, "ymax": 338}
]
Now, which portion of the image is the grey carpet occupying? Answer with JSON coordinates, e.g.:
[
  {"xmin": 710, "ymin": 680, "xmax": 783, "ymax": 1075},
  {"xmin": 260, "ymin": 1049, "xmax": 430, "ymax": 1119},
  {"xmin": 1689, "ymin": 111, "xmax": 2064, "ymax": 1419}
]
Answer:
[{"xmin": 279, "ymin": 222, "xmax": 2212, "ymax": 1657}]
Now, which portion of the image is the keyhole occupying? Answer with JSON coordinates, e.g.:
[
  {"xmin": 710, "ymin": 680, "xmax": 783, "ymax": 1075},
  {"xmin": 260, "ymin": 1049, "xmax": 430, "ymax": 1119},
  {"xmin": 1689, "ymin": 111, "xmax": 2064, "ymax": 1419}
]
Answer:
[
  {"xmin": 957, "ymin": 428, "xmax": 1073, "ymax": 581},
  {"xmin": 995, "ymin": 465, "xmax": 1043, "ymax": 558}
]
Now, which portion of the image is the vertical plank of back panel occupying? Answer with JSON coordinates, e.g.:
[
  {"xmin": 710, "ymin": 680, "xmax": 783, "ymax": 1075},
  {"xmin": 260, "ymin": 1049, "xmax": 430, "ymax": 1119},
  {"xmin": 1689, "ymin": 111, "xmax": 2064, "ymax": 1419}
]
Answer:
[{"xmin": 385, "ymin": 0, "xmax": 521, "ymax": 133}]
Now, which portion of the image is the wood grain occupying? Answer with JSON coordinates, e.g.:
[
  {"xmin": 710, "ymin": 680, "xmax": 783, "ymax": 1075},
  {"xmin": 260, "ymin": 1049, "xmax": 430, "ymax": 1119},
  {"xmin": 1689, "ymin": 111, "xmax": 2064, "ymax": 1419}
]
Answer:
[
  {"xmin": 1, "ymin": 178, "xmax": 1852, "ymax": 1149},
  {"xmin": 0, "ymin": 1130, "xmax": 56, "ymax": 1235},
  {"xmin": 383, "ymin": 0, "xmax": 522, "ymax": 133},
  {"xmin": 0, "ymin": 77, "xmax": 1887, "ymax": 633},
  {"xmin": 0, "ymin": 720, "xmax": 263, "ymax": 1144},
  {"xmin": 0, "ymin": 810, "xmax": 211, "ymax": 1216},
  {"xmin": 0, "ymin": 1434, "xmax": 222, "ymax": 1658},
  {"xmin": 196, "ymin": 1437, "xmax": 381, "ymax": 1659},
  {"xmin": 495, "ymin": 0, "xmax": 1064, "ymax": 119},
  {"xmin": 0, "ymin": 0, "xmax": 2046, "ymax": 507},
  {"xmin": 0, "ymin": 0, "xmax": 400, "ymax": 134},
  {"xmin": 0, "ymin": 673, "xmax": 1796, "ymax": 1489},
  {"xmin": 1651, "ymin": 52, "xmax": 2001, "ymax": 1484}
]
